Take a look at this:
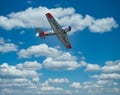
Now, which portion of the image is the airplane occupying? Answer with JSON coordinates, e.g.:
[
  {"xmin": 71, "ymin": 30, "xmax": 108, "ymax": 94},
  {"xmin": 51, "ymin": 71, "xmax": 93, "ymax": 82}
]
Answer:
[{"xmin": 36, "ymin": 13, "xmax": 72, "ymax": 49}]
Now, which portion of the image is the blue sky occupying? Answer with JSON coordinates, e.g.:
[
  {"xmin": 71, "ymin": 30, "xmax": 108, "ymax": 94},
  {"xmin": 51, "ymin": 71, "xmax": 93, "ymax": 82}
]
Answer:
[{"xmin": 0, "ymin": 0, "xmax": 120, "ymax": 95}]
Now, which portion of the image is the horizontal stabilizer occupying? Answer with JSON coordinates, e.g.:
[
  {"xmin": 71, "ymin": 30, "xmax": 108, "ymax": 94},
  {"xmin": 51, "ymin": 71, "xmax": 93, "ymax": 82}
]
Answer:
[
  {"xmin": 36, "ymin": 28, "xmax": 43, "ymax": 33},
  {"xmin": 35, "ymin": 28, "xmax": 45, "ymax": 39}
]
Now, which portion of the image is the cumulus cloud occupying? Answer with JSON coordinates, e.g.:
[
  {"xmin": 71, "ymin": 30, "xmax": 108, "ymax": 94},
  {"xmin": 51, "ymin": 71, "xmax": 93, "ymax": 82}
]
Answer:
[
  {"xmin": 0, "ymin": 6, "xmax": 118, "ymax": 33},
  {"xmin": 0, "ymin": 16, "xmax": 25, "ymax": 30},
  {"xmin": 18, "ymin": 44, "xmax": 61, "ymax": 58},
  {"xmin": 43, "ymin": 57, "xmax": 80, "ymax": 70},
  {"xmin": 0, "ymin": 61, "xmax": 42, "ymax": 79},
  {"xmin": 46, "ymin": 78, "xmax": 69, "ymax": 84},
  {"xmin": 18, "ymin": 43, "xmax": 76, "ymax": 60},
  {"xmin": 40, "ymin": 86, "xmax": 63, "ymax": 92},
  {"xmin": 18, "ymin": 44, "xmax": 81, "ymax": 70},
  {"xmin": 82, "ymin": 81, "xmax": 102, "ymax": 92},
  {"xmin": 0, "ymin": 61, "xmax": 42, "ymax": 94},
  {"xmin": 0, "ymin": 78, "xmax": 35, "ymax": 89},
  {"xmin": 0, "ymin": 37, "xmax": 18, "ymax": 53},
  {"xmin": 89, "ymin": 17, "xmax": 118, "ymax": 32},
  {"xmin": 91, "ymin": 73, "xmax": 120, "ymax": 80},
  {"xmin": 18, "ymin": 44, "xmax": 104, "ymax": 71},
  {"xmin": 70, "ymin": 82, "xmax": 81, "ymax": 89},
  {"xmin": 83, "ymin": 59, "xmax": 120, "ymax": 94},
  {"xmin": 16, "ymin": 61, "xmax": 42, "ymax": 70},
  {"xmin": 41, "ymin": 78, "xmax": 69, "ymax": 89},
  {"xmin": 0, "ymin": 63, "xmax": 66, "ymax": 95},
  {"xmin": 96, "ymin": 80, "xmax": 118, "ymax": 86},
  {"xmin": 89, "ymin": 60, "xmax": 120, "ymax": 82},
  {"xmin": 82, "ymin": 80, "xmax": 120, "ymax": 94},
  {"xmin": 102, "ymin": 60, "xmax": 120, "ymax": 73},
  {"xmin": 0, "ymin": 78, "xmax": 37, "ymax": 94},
  {"xmin": 85, "ymin": 63, "xmax": 101, "ymax": 72}
]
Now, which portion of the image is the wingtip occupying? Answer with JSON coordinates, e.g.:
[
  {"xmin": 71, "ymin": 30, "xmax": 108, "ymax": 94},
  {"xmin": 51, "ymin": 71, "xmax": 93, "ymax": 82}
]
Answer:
[
  {"xmin": 46, "ymin": 13, "xmax": 53, "ymax": 18},
  {"xmin": 67, "ymin": 44, "xmax": 72, "ymax": 49}
]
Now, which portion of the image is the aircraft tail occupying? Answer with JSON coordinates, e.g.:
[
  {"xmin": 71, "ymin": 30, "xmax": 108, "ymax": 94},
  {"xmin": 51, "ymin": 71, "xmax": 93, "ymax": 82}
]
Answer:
[{"xmin": 36, "ymin": 28, "xmax": 45, "ymax": 39}]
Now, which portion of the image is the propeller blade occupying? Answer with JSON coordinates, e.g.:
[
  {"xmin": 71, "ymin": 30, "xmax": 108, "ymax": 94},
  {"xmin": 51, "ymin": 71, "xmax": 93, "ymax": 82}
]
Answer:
[{"xmin": 36, "ymin": 33, "xmax": 39, "ymax": 36}]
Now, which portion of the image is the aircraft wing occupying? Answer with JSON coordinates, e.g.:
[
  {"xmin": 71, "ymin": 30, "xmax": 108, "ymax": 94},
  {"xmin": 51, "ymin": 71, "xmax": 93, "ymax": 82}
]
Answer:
[{"xmin": 46, "ymin": 13, "xmax": 72, "ymax": 49}]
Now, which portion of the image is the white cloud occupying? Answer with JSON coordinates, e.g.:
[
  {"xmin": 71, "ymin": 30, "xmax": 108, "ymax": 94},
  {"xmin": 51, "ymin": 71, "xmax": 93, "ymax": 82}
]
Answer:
[
  {"xmin": 0, "ymin": 6, "xmax": 118, "ymax": 33},
  {"xmin": 18, "ymin": 43, "xmax": 76, "ymax": 61},
  {"xmin": 0, "ymin": 16, "xmax": 25, "ymax": 30},
  {"xmin": 82, "ymin": 59, "xmax": 120, "ymax": 94},
  {"xmin": 47, "ymin": 78, "xmax": 69, "ymax": 84},
  {"xmin": 102, "ymin": 60, "xmax": 120, "ymax": 73},
  {"xmin": 91, "ymin": 73, "xmax": 120, "ymax": 80},
  {"xmin": 18, "ymin": 44, "xmax": 61, "ymax": 58},
  {"xmin": 82, "ymin": 79, "xmax": 120, "ymax": 94},
  {"xmin": 0, "ymin": 62, "xmax": 42, "ymax": 95},
  {"xmin": 16, "ymin": 61, "xmax": 42, "ymax": 70},
  {"xmin": 54, "ymin": 52, "xmax": 77, "ymax": 61},
  {"xmin": 70, "ymin": 82, "xmax": 81, "ymax": 89},
  {"xmin": 43, "ymin": 57, "xmax": 80, "ymax": 70},
  {"xmin": 0, "ymin": 43, "xmax": 17, "ymax": 53},
  {"xmin": 41, "ymin": 78, "xmax": 69, "ymax": 92},
  {"xmin": 88, "ymin": 60, "xmax": 120, "ymax": 80},
  {"xmin": 0, "ymin": 78, "xmax": 33, "ymax": 88},
  {"xmin": 0, "ymin": 37, "xmax": 18, "ymax": 53},
  {"xmin": 1, "ymin": 61, "xmax": 120, "ymax": 95},
  {"xmin": 0, "ymin": 61, "xmax": 42, "ymax": 79},
  {"xmin": 89, "ymin": 17, "xmax": 118, "ymax": 33},
  {"xmin": 96, "ymin": 80, "xmax": 118, "ymax": 87},
  {"xmin": 83, "ymin": 81, "xmax": 101, "ymax": 89},
  {"xmin": 0, "ymin": 61, "xmax": 42, "ymax": 95},
  {"xmin": 0, "ymin": 78, "xmax": 37, "ymax": 94},
  {"xmin": 1, "ymin": 60, "xmax": 120, "ymax": 95},
  {"xmin": 32, "ymin": 77, "xmax": 40, "ymax": 83},
  {"xmin": 41, "ymin": 86, "xmax": 63, "ymax": 92},
  {"xmin": 18, "ymin": 44, "xmax": 80, "ymax": 70},
  {"xmin": 85, "ymin": 63, "xmax": 101, "ymax": 72},
  {"xmin": 79, "ymin": 61, "xmax": 87, "ymax": 66},
  {"xmin": 40, "ymin": 78, "xmax": 70, "ymax": 94}
]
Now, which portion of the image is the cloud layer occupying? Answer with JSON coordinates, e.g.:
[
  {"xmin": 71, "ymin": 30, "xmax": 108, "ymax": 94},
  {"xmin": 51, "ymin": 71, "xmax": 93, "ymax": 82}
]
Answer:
[
  {"xmin": 0, "ymin": 6, "xmax": 118, "ymax": 33},
  {"xmin": 0, "ymin": 59, "xmax": 120, "ymax": 95},
  {"xmin": 0, "ymin": 42, "xmax": 120, "ymax": 95}
]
